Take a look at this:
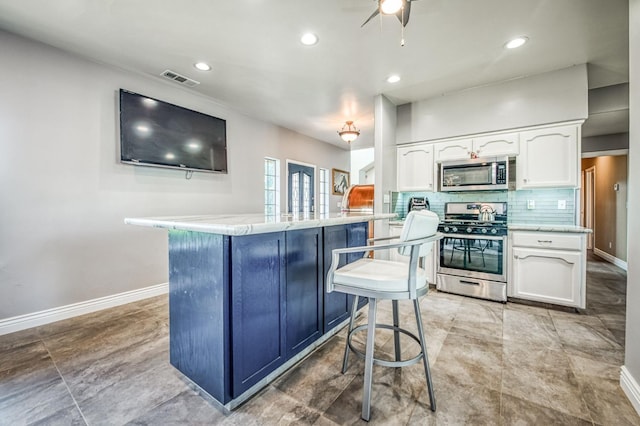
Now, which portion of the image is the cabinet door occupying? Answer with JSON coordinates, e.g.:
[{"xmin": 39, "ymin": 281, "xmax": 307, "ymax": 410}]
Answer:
[
  {"xmin": 231, "ymin": 232, "xmax": 286, "ymax": 397},
  {"xmin": 472, "ymin": 132, "xmax": 519, "ymax": 157},
  {"xmin": 517, "ymin": 125, "xmax": 578, "ymax": 189},
  {"xmin": 397, "ymin": 144, "xmax": 435, "ymax": 191},
  {"xmin": 511, "ymin": 247, "xmax": 582, "ymax": 308},
  {"xmin": 323, "ymin": 222, "xmax": 368, "ymax": 332},
  {"xmin": 285, "ymin": 228, "xmax": 323, "ymax": 358},
  {"xmin": 434, "ymin": 139, "xmax": 473, "ymax": 162}
]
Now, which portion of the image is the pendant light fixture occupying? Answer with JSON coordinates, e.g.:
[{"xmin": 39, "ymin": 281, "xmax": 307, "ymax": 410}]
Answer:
[{"xmin": 338, "ymin": 121, "xmax": 360, "ymax": 143}]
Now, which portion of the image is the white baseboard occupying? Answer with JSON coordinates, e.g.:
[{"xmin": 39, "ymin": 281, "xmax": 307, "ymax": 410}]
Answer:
[
  {"xmin": 593, "ymin": 247, "xmax": 628, "ymax": 271},
  {"xmin": 621, "ymin": 366, "xmax": 640, "ymax": 416},
  {"xmin": 0, "ymin": 283, "xmax": 168, "ymax": 336}
]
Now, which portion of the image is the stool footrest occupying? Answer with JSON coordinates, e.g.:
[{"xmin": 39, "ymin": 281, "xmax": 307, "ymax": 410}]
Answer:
[{"xmin": 346, "ymin": 323, "xmax": 424, "ymax": 368}]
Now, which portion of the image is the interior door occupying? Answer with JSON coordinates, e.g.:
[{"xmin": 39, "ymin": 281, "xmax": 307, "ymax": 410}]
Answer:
[{"xmin": 288, "ymin": 163, "xmax": 315, "ymax": 214}]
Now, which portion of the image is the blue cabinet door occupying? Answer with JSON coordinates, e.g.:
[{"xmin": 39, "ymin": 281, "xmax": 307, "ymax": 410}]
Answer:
[
  {"xmin": 231, "ymin": 232, "xmax": 286, "ymax": 397},
  {"xmin": 168, "ymin": 231, "xmax": 232, "ymax": 404},
  {"xmin": 285, "ymin": 228, "xmax": 323, "ymax": 358},
  {"xmin": 323, "ymin": 222, "xmax": 368, "ymax": 332}
]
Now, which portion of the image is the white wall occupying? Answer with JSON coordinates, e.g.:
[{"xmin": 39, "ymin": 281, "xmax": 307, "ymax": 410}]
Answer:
[
  {"xmin": 373, "ymin": 95, "xmax": 397, "ymax": 240},
  {"xmin": 624, "ymin": 0, "xmax": 640, "ymax": 408},
  {"xmin": 0, "ymin": 30, "xmax": 349, "ymax": 320},
  {"xmin": 350, "ymin": 148, "xmax": 374, "ymax": 185},
  {"xmin": 396, "ymin": 65, "xmax": 588, "ymax": 143}
]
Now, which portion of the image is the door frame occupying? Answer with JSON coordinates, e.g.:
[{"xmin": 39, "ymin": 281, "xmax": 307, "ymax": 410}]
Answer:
[
  {"xmin": 582, "ymin": 166, "xmax": 596, "ymax": 249},
  {"xmin": 285, "ymin": 159, "xmax": 317, "ymax": 214}
]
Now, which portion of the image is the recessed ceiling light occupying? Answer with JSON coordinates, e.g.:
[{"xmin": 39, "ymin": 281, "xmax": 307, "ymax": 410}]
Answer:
[
  {"xmin": 194, "ymin": 62, "xmax": 211, "ymax": 71},
  {"xmin": 387, "ymin": 74, "xmax": 401, "ymax": 83},
  {"xmin": 300, "ymin": 33, "xmax": 319, "ymax": 46},
  {"xmin": 505, "ymin": 36, "xmax": 528, "ymax": 49}
]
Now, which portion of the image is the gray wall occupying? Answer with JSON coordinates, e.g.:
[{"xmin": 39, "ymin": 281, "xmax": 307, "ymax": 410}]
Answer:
[
  {"xmin": 0, "ymin": 30, "xmax": 349, "ymax": 320},
  {"xmin": 396, "ymin": 65, "xmax": 588, "ymax": 144},
  {"xmin": 625, "ymin": 0, "xmax": 640, "ymax": 396},
  {"xmin": 582, "ymin": 133, "xmax": 629, "ymax": 152}
]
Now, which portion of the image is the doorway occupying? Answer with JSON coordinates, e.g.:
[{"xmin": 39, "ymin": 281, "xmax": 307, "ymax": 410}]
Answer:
[{"xmin": 287, "ymin": 161, "xmax": 316, "ymax": 214}]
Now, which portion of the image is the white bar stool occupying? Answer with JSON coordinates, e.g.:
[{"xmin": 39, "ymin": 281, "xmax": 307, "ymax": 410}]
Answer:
[{"xmin": 326, "ymin": 210, "xmax": 442, "ymax": 421}]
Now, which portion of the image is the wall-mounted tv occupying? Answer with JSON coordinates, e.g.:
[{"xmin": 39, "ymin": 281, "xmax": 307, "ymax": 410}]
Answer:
[{"xmin": 119, "ymin": 89, "xmax": 227, "ymax": 174}]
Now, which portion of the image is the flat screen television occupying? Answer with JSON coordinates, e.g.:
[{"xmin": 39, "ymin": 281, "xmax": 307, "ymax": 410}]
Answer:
[{"xmin": 119, "ymin": 89, "xmax": 227, "ymax": 173}]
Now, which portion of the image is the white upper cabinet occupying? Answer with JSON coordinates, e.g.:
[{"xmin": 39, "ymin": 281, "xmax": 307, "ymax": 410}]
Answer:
[
  {"xmin": 472, "ymin": 132, "xmax": 520, "ymax": 157},
  {"xmin": 434, "ymin": 139, "xmax": 473, "ymax": 162},
  {"xmin": 517, "ymin": 124, "xmax": 579, "ymax": 189},
  {"xmin": 396, "ymin": 143, "xmax": 435, "ymax": 191}
]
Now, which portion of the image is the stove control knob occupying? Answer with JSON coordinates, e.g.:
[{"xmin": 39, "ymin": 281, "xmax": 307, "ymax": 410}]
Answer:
[
  {"xmin": 466, "ymin": 227, "xmax": 473, "ymax": 233},
  {"xmin": 491, "ymin": 228, "xmax": 498, "ymax": 234},
  {"xmin": 481, "ymin": 228, "xmax": 488, "ymax": 234},
  {"xmin": 444, "ymin": 226, "xmax": 450, "ymax": 232},
  {"xmin": 451, "ymin": 227, "xmax": 458, "ymax": 233}
]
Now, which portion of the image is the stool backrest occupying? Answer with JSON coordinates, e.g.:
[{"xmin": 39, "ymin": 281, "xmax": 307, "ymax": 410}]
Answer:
[{"xmin": 398, "ymin": 210, "xmax": 440, "ymax": 257}]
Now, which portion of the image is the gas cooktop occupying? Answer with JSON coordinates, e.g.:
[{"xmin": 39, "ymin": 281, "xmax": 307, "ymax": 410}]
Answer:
[{"xmin": 438, "ymin": 202, "xmax": 508, "ymax": 236}]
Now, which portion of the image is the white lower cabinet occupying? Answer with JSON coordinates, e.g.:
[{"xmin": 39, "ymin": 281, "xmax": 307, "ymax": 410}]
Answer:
[
  {"xmin": 389, "ymin": 224, "xmax": 436, "ymax": 285},
  {"xmin": 508, "ymin": 231, "xmax": 586, "ymax": 309}
]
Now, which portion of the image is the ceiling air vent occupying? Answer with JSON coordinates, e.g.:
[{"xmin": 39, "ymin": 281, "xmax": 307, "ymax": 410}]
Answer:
[{"xmin": 161, "ymin": 69, "xmax": 200, "ymax": 87}]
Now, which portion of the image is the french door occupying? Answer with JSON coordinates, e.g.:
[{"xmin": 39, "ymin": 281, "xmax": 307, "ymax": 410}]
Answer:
[{"xmin": 288, "ymin": 162, "xmax": 315, "ymax": 214}]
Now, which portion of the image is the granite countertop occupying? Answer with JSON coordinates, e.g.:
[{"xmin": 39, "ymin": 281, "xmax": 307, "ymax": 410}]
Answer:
[
  {"xmin": 507, "ymin": 223, "xmax": 592, "ymax": 233},
  {"xmin": 125, "ymin": 212, "xmax": 396, "ymax": 236}
]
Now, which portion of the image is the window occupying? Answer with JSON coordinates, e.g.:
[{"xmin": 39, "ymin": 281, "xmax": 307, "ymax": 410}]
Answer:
[
  {"xmin": 319, "ymin": 168, "xmax": 330, "ymax": 215},
  {"xmin": 264, "ymin": 157, "xmax": 280, "ymax": 215}
]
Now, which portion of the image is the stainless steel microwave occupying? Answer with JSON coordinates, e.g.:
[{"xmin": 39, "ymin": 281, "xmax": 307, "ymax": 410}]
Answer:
[{"xmin": 440, "ymin": 156, "xmax": 515, "ymax": 192}]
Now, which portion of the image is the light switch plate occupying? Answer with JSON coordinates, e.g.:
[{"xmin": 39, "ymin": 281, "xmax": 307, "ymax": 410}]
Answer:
[
  {"xmin": 383, "ymin": 194, "xmax": 390, "ymax": 203},
  {"xmin": 527, "ymin": 200, "xmax": 535, "ymax": 209},
  {"xmin": 558, "ymin": 200, "xmax": 566, "ymax": 209}
]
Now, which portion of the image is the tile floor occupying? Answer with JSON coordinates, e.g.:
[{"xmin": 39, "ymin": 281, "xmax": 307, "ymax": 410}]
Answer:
[{"xmin": 1, "ymin": 253, "xmax": 638, "ymax": 425}]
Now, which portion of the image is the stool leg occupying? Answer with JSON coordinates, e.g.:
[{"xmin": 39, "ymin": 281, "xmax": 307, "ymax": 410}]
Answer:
[
  {"xmin": 392, "ymin": 300, "xmax": 401, "ymax": 362},
  {"xmin": 362, "ymin": 297, "xmax": 377, "ymax": 421},
  {"xmin": 413, "ymin": 298, "xmax": 436, "ymax": 411},
  {"xmin": 342, "ymin": 295, "xmax": 359, "ymax": 374}
]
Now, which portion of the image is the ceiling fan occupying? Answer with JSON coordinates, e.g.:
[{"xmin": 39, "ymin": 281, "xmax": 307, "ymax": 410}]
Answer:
[{"xmin": 361, "ymin": 0, "xmax": 418, "ymax": 28}]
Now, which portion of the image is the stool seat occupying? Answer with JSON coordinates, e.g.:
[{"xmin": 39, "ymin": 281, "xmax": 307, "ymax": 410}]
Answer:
[{"xmin": 332, "ymin": 258, "xmax": 428, "ymax": 295}]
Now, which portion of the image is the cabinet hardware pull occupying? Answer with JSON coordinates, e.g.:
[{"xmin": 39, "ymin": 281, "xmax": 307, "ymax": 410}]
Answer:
[
  {"xmin": 460, "ymin": 280, "xmax": 481, "ymax": 286},
  {"xmin": 537, "ymin": 240, "xmax": 553, "ymax": 243}
]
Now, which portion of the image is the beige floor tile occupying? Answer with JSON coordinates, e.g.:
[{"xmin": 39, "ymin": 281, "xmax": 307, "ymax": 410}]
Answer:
[{"xmin": 502, "ymin": 339, "xmax": 590, "ymax": 421}]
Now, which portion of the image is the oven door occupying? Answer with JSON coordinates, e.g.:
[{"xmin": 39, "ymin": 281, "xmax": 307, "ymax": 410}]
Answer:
[{"xmin": 437, "ymin": 234, "xmax": 507, "ymax": 282}]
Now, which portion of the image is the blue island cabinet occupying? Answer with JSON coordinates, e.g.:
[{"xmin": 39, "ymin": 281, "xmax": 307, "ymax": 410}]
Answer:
[
  {"xmin": 322, "ymin": 222, "xmax": 368, "ymax": 331},
  {"xmin": 167, "ymin": 221, "xmax": 368, "ymax": 407},
  {"xmin": 285, "ymin": 228, "xmax": 324, "ymax": 359}
]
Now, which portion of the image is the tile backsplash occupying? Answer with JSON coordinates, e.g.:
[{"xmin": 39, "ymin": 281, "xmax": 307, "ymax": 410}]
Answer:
[{"xmin": 392, "ymin": 188, "xmax": 577, "ymax": 224}]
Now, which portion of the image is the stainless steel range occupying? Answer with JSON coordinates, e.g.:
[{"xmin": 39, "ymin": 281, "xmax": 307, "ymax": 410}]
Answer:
[{"xmin": 436, "ymin": 202, "xmax": 508, "ymax": 302}]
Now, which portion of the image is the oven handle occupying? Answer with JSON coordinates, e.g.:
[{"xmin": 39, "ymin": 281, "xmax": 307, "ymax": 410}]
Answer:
[
  {"xmin": 460, "ymin": 279, "xmax": 481, "ymax": 286},
  {"xmin": 441, "ymin": 234, "xmax": 505, "ymax": 241}
]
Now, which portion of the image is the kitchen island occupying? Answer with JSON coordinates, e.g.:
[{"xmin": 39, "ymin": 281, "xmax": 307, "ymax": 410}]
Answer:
[{"xmin": 125, "ymin": 212, "xmax": 395, "ymax": 409}]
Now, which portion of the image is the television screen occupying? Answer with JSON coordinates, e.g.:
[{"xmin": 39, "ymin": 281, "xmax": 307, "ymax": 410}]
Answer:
[{"xmin": 119, "ymin": 89, "xmax": 227, "ymax": 173}]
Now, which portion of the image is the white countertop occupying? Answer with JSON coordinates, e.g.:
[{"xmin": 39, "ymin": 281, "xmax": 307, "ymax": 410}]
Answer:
[
  {"xmin": 389, "ymin": 220, "xmax": 592, "ymax": 234},
  {"xmin": 507, "ymin": 223, "xmax": 592, "ymax": 233},
  {"xmin": 125, "ymin": 212, "xmax": 396, "ymax": 236}
]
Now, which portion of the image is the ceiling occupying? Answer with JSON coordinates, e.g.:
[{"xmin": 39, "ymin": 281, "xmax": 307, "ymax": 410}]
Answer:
[{"xmin": 0, "ymin": 0, "xmax": 629, "ymax": 150}]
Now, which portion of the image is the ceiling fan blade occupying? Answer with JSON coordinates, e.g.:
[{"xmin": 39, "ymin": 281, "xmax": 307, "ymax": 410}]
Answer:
[
  {"xmin": 361, "ymin": 8, "xmax": 380, "ymax": 27},
  {"xmin": 396, "ymin": 0, "xmax": 411, "ymax": 27}
]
